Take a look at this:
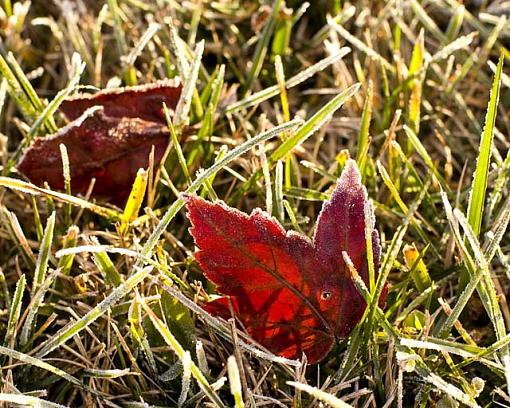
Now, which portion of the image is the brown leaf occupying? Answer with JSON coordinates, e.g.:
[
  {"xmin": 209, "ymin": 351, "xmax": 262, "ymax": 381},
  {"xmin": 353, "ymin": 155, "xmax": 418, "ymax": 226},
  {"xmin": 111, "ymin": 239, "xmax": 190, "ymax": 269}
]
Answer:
[
  {"xmin": 17, "ymin": 107, "xmax": 170, "ymax": 203},
  {"xmin": 60, "ymin": 78, "xmax": 182, "ymax": 123}
]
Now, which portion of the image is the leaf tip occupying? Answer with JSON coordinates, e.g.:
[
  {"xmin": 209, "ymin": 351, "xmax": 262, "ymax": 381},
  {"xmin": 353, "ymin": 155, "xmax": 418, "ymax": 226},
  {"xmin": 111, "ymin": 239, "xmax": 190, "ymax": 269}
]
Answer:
[{"xmin": 339, "ymin": 158, "xmax": 362, "ymax": 187}]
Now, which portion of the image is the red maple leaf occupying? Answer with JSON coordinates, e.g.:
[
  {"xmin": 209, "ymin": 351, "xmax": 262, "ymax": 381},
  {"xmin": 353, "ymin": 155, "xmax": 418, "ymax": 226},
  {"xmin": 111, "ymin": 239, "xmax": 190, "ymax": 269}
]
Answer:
[{"xmin": 185, "ymin": 159, "xmax": 385, "ymax": 363}]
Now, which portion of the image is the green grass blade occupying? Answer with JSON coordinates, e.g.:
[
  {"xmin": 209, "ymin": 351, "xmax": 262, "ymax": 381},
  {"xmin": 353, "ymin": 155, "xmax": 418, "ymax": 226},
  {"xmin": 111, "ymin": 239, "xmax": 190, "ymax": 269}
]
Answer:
[
  {"xmin": 241, "ymin": 0, "xmax": 282, "ymax": 96},
  {"xmin": 231, "ymin": 83, "xmax": 360, "ymax": 201},
  {"xmin": 466, "ymin": 54, "xmax": 503, "ymax": 237},
  {"xmin": 356, "ymin": 81, "xmax": 372, "ymax": 178},
  {"xmin": 164, "ymin": 105, "xmax": 191, "ymax": 184},
  {"xmin": 174, "ymin": 40, "xmax": 204, "ymax": 128},
  {"xmin": 410, "ymin": 0, "xmax": 447, "ymax": 42},
  {"xmin": 5, "ymin": 53, "xmax": 85, "ymax": 175},
  {"xmin": 404, "ymin": 125, "xmax": 450, "ymax": 191},
  {"xmin": 56, "ymin": 226, "xmax": 78, "ymax": 277},
  {"xmin": 90, "ymin": 237, "xmax": 124, "ymax": 287},
  {"xmin": 328, "ymin": 16, "xmax": 393, "ymax": 72},
  {"xmin": 0, "ymin": 345, "xmax": 84, "ymax": 389},
  {"xmin": 271, "ymin": 83, "xmax": 360, "ymax": 162},
  {"xmin": 33, "ymin": 211, "xmax": 55, "ymax": 292},
  {"xmin": 5, "ymin": 52, "xmax": 57, "ymax": 132},
  {"xmin": 0, "ymin": 393, "xmax": 68, "ymax": 408},
  {"xmin": 3, "ymin": 274, "xmax": 25, "ymax": 348},
  {"xmin": 0, "ymin": 177, "xmax": 121, "ymax": 220},
  {"xmin": 287, "ymin": 382, "xmax": 353, "ymax": 408}
]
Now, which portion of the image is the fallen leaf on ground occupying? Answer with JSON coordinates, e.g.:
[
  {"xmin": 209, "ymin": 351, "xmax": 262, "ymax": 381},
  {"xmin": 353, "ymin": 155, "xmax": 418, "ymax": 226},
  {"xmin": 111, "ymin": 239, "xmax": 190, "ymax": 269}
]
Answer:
[
  {"xmin": 185, "ymin": 159, "xmax": 385, "ymax": 363},
  {"xmin": 60, "ymin": 78, "xmax": 181, "ymax": 123},
  {"xmin": 18, "ymin": 107, "xmax": 169, "ymax": 203}
]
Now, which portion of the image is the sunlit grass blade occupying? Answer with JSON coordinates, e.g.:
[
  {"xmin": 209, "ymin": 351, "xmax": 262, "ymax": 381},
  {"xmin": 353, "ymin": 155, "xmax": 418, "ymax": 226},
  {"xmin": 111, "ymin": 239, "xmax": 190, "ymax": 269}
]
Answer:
[
  {"xmin": 1, "ymin": 208, "xmax": 36, "ymax": 270},
  {"xmin": 466, "ymin": 54, "xmax": 503, "ymax": 237},
  {"xmin": 362, "ymin": 181, "xmax": 430, "ymax": 346},
  {"xmin": 226, "ymin": 47, "xmax": 350, "ymax": 114},
  {"xmin": 231, "ymin": 84, "xmax": 359, "ymax": 201},
  {"xmin": 327, "ymin": 16, "xmax": 393, "ymax": 72},
  {"xmin": 128, "ymin": 296, "xmax": 157, "ymax": 374},
  {"xmin": 5, "ymin": 52, "xmax": 57, "ymax": 131},
  {"xmin": 120, "ymin": 168, "xmax": 148, "ymax": 235},
  {"xmin": 194, "ymin": 64, "xmax": 225, "ymax": 153},
  {"xmin": 271, "ymin": 84, "xmax": 360, "ymax": 162},
  {"xmin": 410, "ymin": 0, "xmax": 447, "ymax": 42},
  {"xmin": 0, "ymin": 53, "xmax": 37, "ymax": 120},
  {"xmin": 445, "ymin": 3, "xmax": 465, "ymax": 41},
  {"xmin": 0, "ymin": 177, "xmax": 121, "ymax": 220},
  {"xmin": 403, "ymin": 244, "xmax": 432, "ymax": 292},
  {"xmin": 90, "ymin": 237, "xmax": 123, "ymax": 287},
  {"xmin": 4, "ymin": 53, "xmax": 85, "ymax": 175},
  {"xmin": 32, "ymin": 211, "xmax": 55, "ymax": 292},
  {"xmin": 122, "ymin": 22, "xmax": 160, "ymax": 82},
  {"xmin": 227, "ymin": 356, "xmax": 245, "ymax": 408},
  {"xmin": 484, "ymin": 196, "xmax": 510, "ymax": 263},
  {"xmin": 454, "ymin": 208, "xmax": 510, "ymax": 389},
  {"xmin": 0, "ymin": 393, "xmax": 68, "ymax": 408},
  {"xmin": 460, "ymin": 54, "xmax": 504, "ymax": 289},
  {"xmin": 56, "ymin": 226, "xmax": 78, "ymax": 281},
  {"xmin": 397, "ymin": 352, "xmax": 481, "ymax": 408},
  {"xmin": 19, "ymin": 212, "xmax": 55, "ymax": 346},
  {"xmin": 404, "ymin": 125, "xmax": 450, "ymax": 191},
  {"xmin": 0, "ymin": 345, "xmax": 86, "ymax": 389},
  {"xmin": 287, "ymin": 381, "xmax": 353, "ymax": 408},
  {"xmin": 164, "ymin": 104, "xmax": 191, "ymax": 184}
]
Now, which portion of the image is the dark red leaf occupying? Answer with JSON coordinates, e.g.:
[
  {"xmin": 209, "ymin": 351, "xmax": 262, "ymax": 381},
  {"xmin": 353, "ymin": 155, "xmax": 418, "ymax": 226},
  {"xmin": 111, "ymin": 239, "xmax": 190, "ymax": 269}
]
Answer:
[
  {"xmin": 17, "ymin": 107, "xmax": 169, "ymax": 203},
  {"xmin": 314, "ymin": 160, "xmax": 382, "ymax": 338},
  {"xmin": 60, "ymin": 78, "xmax": 181, "ymax": 123},
  {"xmin": 185, "ymin": 159, "xmax": 385, "ymax": 363}
]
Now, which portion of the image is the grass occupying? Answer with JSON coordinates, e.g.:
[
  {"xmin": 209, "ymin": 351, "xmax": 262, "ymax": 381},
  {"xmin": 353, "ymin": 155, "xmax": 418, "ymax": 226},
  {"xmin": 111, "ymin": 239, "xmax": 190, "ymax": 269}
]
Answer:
[{"xmin": 0, "ymin": 0, "xmax": 510, "ymax": 407}]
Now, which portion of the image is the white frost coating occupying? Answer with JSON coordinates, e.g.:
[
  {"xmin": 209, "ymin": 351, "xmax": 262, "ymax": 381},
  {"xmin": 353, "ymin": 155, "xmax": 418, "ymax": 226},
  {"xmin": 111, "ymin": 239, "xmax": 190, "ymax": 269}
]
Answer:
[
  {"xmin": 56, "ymin": 245, "xmax": 140, "ymax": 258},
  {"xmin": 431, "ymin": 33, "xmax": 476, "ymax": 63},
  {"xmin": 35, "ymin": 266, "xmax": 153, "ymax": 358},
  {"xmin": 503, "ymin": 354, "xmax": 510, "ymax": 398},
  {"xmin": 196, "ymin": 340, "xmax": 210, "ymax": 375},
  {"xmin": 226, "ymin": 47, "xmax": 351, "ymax": 113},
  {"xmin": 227, "ymin": 356, "xmax": 243, "ymax": 400},
  {"xmin": 178, "ymin": 351, "xmax": 192, "ymax": 408},
  {"xmin": 0, "ymin": 393, "xmax": 67, "ymax": 408},
  {"xmin": 287, "ymin": 381, "xmax": 354, "ymax": 408},
  {"xmin": 401, "ymin": 338, "xmax": 473, "ymax": 359},
  {"xmin": 396, "ymin": 351, "xmax": 418, "ymax": 373},
  {"xmin": 211, "ymin": 377, "xmax": 227, "ymax": 391},
  {"xmin": 425, "ymin": 373, "xmax": 480, "ymax": 408},
  {"xmin": 174, "ymin": 40, "xmax": 204, "ymax": 127}
]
